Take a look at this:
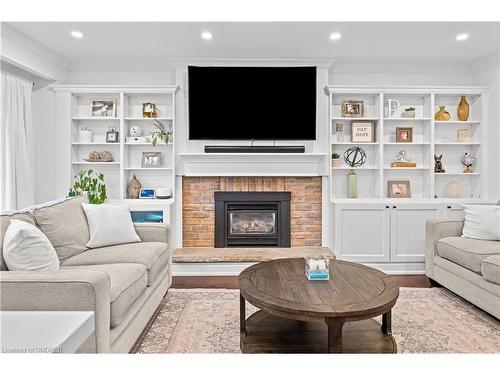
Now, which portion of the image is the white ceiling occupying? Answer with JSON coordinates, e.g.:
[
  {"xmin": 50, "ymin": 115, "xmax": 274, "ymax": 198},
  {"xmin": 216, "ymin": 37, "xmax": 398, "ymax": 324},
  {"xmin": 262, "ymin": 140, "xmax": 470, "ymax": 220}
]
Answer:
[{"xmin": 7, "ymin": 22, "xmax": 500, "ymax": 64}]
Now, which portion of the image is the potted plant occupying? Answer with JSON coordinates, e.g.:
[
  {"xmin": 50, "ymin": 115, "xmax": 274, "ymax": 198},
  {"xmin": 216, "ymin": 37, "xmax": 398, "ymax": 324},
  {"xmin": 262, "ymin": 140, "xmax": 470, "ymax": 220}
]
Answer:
[
  {"xmin": 68, "ymin": 169, "xmax": 107, "ymax": 204},
  {"xmin": 332, "ymin": 153, "xmax": 342, "ymax": 167},
  {"xmin": 150, "ymin": 120, "xmax": 173, "ymax": 146},
  {"xmin": 402, "ymin": 107, "xmax": 416, "ymax": 118},
  {"xmin": 79, "ymin": 127, "xmax": 93, "ymax": 143}
]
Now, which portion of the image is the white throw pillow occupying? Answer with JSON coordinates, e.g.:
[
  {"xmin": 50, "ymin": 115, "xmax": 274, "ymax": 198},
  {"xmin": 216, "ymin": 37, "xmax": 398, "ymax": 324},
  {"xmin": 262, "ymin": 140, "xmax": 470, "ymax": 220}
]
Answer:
[
  {"xmin": 3, "ymin": 220, "xmax": 60, "ymax": 271},
  {"xmin": 82, "ymin": 203, "xmax": 140, "ymax": 248},
  {"xmin": 461, "ymin": 205, "xmax": 500, "ymax": 241}
]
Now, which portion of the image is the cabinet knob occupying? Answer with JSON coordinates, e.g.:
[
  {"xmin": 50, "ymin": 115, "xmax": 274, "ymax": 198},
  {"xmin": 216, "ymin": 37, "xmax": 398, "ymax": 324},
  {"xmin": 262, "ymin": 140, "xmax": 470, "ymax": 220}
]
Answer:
[
  {"xmin": 447, "ymin": 206, "xmax": 452, "ymax": 209},
  {"xmin": 385, "ymin": 205, "xmax": 390, "ymax": 209},
  {"xmin": 392, "ymin": 206, "xmax": 396, "ymax": 209}
]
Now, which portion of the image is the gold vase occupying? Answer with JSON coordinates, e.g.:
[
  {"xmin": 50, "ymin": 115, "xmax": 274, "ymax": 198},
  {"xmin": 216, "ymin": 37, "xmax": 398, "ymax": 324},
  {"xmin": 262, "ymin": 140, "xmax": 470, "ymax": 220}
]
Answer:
[
  {"xmin": 457, "ymin": 96, "xmax": 469, "ymax": 121},
  {"xmin": 434, "ymin": 106, "xmax": 451, "ymax": 121}
]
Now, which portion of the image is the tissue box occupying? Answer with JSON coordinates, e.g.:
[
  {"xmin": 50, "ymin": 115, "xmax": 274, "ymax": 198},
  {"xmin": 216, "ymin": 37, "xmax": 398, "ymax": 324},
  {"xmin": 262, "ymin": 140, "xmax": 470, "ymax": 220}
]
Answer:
[{"xmin": 304, "ymin": 256, "xmax": 331, "ymax": 281}]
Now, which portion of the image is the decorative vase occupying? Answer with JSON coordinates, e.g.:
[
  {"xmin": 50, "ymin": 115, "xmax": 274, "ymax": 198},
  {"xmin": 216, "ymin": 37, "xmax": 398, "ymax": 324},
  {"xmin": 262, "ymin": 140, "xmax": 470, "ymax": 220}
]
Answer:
[
  {"xmin": 434, "ymin": 106, "xmax": 451, "ymax": 121},
  {"xmin": 457, "ymin": 96, "xmax": 469, "ymax": 121},
  {"xmin": 347, "ymin": 169, "xmax": 358, "ymax": 198},
  {"xmin": 79, "ymin": 130, "xmax": 92, "ymax": 143}
]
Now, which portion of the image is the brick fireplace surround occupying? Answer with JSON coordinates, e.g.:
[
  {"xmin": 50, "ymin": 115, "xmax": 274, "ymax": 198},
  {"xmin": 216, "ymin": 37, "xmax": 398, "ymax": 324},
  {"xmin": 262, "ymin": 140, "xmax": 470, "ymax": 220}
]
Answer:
[{"xmin": 183, "ymin": 177, "xmax": 322, "ymax": 248}]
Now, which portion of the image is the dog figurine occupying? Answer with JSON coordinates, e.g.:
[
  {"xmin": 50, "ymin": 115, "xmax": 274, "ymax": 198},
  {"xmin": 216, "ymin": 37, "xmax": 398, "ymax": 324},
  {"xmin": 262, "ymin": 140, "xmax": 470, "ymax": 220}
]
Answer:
[{"xmin": 434, "ymin": 155, "xmax": 445, "ymax": 173}]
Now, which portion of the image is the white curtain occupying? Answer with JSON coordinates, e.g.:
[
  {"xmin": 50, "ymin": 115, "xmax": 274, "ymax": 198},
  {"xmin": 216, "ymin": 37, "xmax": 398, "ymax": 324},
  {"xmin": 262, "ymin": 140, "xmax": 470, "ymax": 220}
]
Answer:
[{"xmin": 0, "ymin": 73, "xmax": 35, "ymax": 211}]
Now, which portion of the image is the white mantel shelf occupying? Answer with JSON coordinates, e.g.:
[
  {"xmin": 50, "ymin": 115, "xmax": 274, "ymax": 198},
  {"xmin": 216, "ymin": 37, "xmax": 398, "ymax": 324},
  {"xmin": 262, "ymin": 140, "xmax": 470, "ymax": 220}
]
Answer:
[{"xmin": 177, "ymin": 153, "xmax": 329, "ymax": 177}]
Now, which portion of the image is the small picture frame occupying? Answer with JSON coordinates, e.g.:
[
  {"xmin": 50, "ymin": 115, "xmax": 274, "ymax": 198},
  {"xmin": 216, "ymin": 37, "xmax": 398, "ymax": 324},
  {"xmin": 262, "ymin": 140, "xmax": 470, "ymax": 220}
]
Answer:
[
  {"xmin": 106, "ymin": 126, "xmax": 119, "ymax": 143},
  {"xmin": 139, "ymin": 188, "xmax": 156, "ymax": 199},
  {"xmin": 142, "ymin": 152, "xmax": 161, "ymax": 168},
  {"xmin": 396, "ymin": 127, "xmax": 413, "ymax": 143},
  {"xmin": 458, "ymin": 128, "xmax": 471, "ymax": 143},
  {"xmin": 351, "ymin": 120, "xmax": 375, "ymax": 143},
  {"xmin": 388, "ymin": 180, "xmax": 411, "ymax": 198},
  {"xmin": 342, "ymin": 100, "xmax": 364, "ymax": 118},
  {"xmin": 91, "ymin": 98, "xmax": 116, "ymax": 117}
]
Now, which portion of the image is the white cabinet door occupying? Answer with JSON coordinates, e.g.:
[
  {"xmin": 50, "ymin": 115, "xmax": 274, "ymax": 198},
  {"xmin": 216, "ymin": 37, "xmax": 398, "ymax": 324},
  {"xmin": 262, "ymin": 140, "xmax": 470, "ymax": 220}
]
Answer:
[
  {"xmin": 390, "ymin": 204, "xmax": 443, "ymax": 263},
  {"xmin": 444, "ymin": 204, "xmax": 465, "ymax": 220},
  {"xmin": 334, "ymin": 204, "xmax": 391, "ymax": 262}
]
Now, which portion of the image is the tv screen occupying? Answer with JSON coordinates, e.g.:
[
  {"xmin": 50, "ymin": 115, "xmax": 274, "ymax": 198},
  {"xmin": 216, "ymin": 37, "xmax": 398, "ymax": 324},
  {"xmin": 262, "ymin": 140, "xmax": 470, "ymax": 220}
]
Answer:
[{"xmin": 188, "ymin": 66, "xmax": 317, "ymax": 140}]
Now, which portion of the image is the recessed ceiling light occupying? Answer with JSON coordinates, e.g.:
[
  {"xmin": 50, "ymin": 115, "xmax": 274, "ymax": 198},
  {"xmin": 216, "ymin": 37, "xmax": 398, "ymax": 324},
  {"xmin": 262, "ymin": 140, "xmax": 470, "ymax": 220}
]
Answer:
[
  {"xmin": 329, "ymin": 32, "xmax": 342, "ymax": 41},
  {"xmin": 456, "ymin": 33, "xmax": 469, "ymax": 41},
  {"xmin": 201, "ymin": 31, "xmax": 213, "ymax": 40},
  {"xmin": 71, "ymin": 30, "xmax": 84, "ymax": 39}
]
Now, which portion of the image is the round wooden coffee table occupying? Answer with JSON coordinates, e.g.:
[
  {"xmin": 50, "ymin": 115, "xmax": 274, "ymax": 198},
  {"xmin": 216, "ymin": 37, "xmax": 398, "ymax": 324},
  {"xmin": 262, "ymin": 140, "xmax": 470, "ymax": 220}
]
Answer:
[{"xmin": 239, "ymin": 258, "xmax": 399, "ymax": 353}]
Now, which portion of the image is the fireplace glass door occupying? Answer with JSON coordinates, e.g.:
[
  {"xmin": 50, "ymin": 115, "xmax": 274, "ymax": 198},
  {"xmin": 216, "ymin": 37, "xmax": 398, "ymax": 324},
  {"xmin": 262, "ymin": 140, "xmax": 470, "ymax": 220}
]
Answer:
[{"xmin": 229, "ymin": 211, "xmax": 276, "ymax": 235}]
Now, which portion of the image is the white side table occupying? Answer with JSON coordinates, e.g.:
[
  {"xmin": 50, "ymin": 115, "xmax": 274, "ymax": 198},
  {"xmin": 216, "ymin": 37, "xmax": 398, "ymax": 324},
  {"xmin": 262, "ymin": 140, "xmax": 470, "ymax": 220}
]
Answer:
[{"xmin": 0, "ymin": 311, "xmax": 95, "ymax": 353}]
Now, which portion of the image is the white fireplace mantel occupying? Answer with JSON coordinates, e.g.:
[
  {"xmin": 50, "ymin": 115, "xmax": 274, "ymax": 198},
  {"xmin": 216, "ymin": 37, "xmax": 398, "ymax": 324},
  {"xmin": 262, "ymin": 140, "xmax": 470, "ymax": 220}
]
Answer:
[{"xmin": 176, "ymin": 153, "xmax": 328, "ymax": 177}]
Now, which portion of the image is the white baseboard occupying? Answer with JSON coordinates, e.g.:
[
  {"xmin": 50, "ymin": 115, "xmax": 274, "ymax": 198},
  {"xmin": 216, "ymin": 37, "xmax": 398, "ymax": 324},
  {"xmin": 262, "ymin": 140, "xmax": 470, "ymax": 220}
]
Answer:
[{"xmin": 172, "ymin": 261, "xmax": 425, "ymax": 276}]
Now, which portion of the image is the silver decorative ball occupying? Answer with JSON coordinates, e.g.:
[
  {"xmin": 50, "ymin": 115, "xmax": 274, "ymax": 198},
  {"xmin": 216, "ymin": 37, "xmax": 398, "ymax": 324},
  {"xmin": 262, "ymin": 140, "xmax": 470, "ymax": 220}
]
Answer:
[
  {"xmin": 343, "ymin": 146, "xmax": 367, "ymax": 168},
  {"xmin": 130, "ymin": 126, "xmax": 143, "ymax": 137}
]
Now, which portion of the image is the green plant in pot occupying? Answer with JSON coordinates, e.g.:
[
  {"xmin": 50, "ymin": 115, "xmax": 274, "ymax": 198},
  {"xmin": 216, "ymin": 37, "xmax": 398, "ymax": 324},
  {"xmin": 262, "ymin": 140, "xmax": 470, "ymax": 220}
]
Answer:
[
  {"xmin": 402, "ymin": 106, "xmax": 416, "ymax": 118},
  {"xmin": 332, "ymin": 153, "xmax": 341, "ymax": 167},
  {"xmin": 68, "ymin": 169, "xmax": 107, "ymax": 204},
  {"xmin": 151, "ymin": 120, "xmax": 173, "ymax": 146}
]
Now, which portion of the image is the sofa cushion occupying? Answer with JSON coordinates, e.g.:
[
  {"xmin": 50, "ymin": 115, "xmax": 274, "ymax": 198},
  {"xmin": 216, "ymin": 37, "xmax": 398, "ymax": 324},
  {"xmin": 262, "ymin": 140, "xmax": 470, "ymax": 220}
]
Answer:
[
  {"xmin": 61, "ymin": 242, "xmax": 169, "ymax": 286},
  {"xmin": 0, "ymin": 213, "xmax": 37, "ymax": 271},
  {"xmin": 437, "ymin": 237, "xmax": 500, "ymax": 273},
  {"xmin": 62, "ymin": 263, "xmax": 148, "ymax": 328},
  {"xmin": 32, "ymin": 197, "xmax": 90, "ymax": 262},
  {"xmin": 481, "ymin": 255, "xmax": 500, "ymax": 285}
]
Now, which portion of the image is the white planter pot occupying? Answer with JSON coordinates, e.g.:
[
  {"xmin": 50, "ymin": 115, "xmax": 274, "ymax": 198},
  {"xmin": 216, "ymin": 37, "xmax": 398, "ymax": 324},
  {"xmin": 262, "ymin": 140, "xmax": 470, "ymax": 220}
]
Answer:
[
  {"xmin": 79, "ymin": 130, "xmax": 93, "ymax": 143},
  {"xmin": 332, "ymin": 158, "xmax": 341, "ymax": 167}
]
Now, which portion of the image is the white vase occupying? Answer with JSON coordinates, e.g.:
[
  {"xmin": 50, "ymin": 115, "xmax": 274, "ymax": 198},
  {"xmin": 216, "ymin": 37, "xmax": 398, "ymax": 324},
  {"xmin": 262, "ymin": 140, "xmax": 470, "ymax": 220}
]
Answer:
[{"xmin": 79, "ymin": 130, "xmax": 93, "ymax": 143}]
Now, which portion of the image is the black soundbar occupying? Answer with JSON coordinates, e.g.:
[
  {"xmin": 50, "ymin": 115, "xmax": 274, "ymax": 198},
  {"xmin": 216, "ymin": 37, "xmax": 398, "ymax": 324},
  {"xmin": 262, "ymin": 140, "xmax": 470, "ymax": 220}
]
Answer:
[{"xmin": 204, "ymin": 145, "xmax": 306, "ymax": 153}]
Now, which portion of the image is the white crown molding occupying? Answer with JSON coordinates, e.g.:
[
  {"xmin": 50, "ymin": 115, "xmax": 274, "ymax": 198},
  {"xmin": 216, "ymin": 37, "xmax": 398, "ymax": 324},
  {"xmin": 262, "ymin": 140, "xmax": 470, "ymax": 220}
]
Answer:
[
  {"xmin": 69, "ymin": 61, "xmax": 176, "ymax": 72},
  {"xmin": 470, "ymin": 52, "xmax": 500, "ymax": 72},
  {"xmin": 169, "ymin": 57, "xmax": 335, "ymax": 69},
  {"xmin": 330, "ymin": 59, "xmax": 472, "ymax": 75}
]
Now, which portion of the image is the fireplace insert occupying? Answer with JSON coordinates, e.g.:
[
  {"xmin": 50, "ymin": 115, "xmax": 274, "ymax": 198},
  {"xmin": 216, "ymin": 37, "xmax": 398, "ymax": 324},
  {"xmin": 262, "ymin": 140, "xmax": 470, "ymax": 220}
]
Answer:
[{"xmin": 214, "ymin": 192, "xmax": 291, "ymax": 247}]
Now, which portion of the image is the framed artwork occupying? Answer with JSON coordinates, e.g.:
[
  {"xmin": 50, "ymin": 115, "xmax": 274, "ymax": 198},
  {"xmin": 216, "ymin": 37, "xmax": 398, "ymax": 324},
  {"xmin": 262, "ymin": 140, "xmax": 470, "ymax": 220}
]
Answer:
[
  {"xmin": 91, "ymin": 98, "xmax": 117, "ymax": 117},
  {"xmin": 388, "ymin": 180, "xmax": 411, "ymax": 198},
  {"xmin": 351, "ymin": 120, "xmax": 375, "ymax": 143},
  {"xmin": 142, "ymin": 152, "xmax": 161, "ymax": 168},
  {"xmin": 458, "ymin": 128, "xmax": 471, "ymax": 143},
  {"xmin": 342, "ymin": 100, "xmax": 364, "ymax": 118},
  {"xmin": 396, "ymin": 127, "xmax": 413, "ymax": 143}
]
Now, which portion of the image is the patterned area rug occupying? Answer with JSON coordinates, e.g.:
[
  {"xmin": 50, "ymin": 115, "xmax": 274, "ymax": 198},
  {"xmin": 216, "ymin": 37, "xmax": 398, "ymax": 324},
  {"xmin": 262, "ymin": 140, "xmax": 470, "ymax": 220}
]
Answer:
[{"xmin": 132, "ymin": 288, "xmax": 500, "ymax": 354}]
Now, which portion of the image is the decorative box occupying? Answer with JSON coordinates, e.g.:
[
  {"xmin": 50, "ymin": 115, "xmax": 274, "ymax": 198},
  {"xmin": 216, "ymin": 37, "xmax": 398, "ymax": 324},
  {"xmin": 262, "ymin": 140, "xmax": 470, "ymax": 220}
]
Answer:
[
  {"xmin": 304, "ymin": 255, "xmax": 331, "ymax": 280},
  {"xmin": 126, "ymin": 136, "xmax": 147, "ymax": 144}
]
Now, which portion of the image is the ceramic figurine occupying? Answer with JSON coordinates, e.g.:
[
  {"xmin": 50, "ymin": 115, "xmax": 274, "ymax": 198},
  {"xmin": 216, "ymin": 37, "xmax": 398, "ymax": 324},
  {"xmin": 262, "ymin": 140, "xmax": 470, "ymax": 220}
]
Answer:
[
  {"xmin": 434, "ymin": 155, "xmax": 446, "ymax": 173},
  {"xmin": 457, "ymin": 96, "xmax": 470, "ymax": 121},
  {"xmin": 128, "ymin": 174, "xmax": 142, "ymax": 199},
  {"xmin": 434, "ymin": 106, "xmax": 451, "ymax": 121}
]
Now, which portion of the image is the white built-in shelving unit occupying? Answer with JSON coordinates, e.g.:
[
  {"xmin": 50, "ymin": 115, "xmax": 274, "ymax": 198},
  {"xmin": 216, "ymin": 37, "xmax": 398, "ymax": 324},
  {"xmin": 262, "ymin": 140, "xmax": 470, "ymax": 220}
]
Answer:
[
  {"xmin": 53, "ymin": 86, "xmax": 178, "ymax": 208},
  {"xmin": 325, "ymin": 87, "xmax": 487, "ymax": 202}
]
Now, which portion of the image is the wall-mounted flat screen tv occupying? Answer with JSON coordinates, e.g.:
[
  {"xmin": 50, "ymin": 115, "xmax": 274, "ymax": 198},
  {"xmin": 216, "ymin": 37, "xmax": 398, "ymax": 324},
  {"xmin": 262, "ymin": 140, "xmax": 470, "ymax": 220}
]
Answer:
[{"xmin": 188, "ymin": 66, "xmax": 317, "ymax": 140}]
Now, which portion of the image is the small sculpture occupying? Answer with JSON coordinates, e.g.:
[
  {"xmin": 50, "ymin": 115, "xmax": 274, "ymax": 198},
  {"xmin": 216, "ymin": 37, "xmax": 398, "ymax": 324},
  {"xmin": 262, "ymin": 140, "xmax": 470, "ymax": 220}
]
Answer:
[
  {"xmin": 84, "ymin": 150, "xmax": 113, "ymax": 162},
  {"xmin": 391, "ymin": 150, "xmax": 416, "ymax": 167},
  {"xmin": 434, "ymin": 155, "xmax": 445, "ymax": 173},
  {"xmin": 343, "ymin": 146, "xmax": 367, "ymax": 168},
  {"xmin": 461, "ymin": 152, "xmax": 475, "ymax": 173},
  {"xmin": 434, "ymin": 106, "xmax": 451, "ymax": 121},
  {"xmin": 130, "ymin": 126, "xmax": 143, "ymax": 137},
  {"xmin": 128, "ymin": 174, "xmax": 142, "ymax": 199}
]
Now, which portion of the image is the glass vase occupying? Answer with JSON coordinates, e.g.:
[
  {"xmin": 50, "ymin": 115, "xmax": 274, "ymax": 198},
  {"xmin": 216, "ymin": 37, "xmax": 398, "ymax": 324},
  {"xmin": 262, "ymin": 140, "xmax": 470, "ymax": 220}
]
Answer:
[{"xmin": 347, "ymin": 169, "xmax": 358, "ymax": 198}]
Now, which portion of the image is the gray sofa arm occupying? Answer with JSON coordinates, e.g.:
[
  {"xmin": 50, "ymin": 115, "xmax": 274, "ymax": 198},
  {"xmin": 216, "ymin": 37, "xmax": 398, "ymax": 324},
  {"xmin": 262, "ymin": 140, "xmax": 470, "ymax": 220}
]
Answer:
[
  {"xmin": 425, "ymin": 219, "xmax": 464, "ymax": 278},
  {"xmin": 134, "ymin": 223, "xmax": 168, "ymax": 243},
  {"xmin": 0, "ymin": 269, "xmax": 111, "ymax": 353}
]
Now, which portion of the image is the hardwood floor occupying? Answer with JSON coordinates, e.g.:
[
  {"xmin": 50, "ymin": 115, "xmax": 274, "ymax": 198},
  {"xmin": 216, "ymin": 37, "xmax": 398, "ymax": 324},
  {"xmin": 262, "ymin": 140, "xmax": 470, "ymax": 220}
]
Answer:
[{"xmin": 172, "ymin": 275, "xmax": 434, "ymax": 289}]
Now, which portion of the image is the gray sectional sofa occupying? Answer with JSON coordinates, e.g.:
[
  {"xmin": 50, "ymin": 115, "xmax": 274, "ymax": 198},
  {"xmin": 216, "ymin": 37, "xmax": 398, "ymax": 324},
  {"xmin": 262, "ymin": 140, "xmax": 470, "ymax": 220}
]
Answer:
[
  {"xmin": 425, "ymin": 219, "xmax": 500, "ymax": 319},
  {"xmin": 0, "ymin": 197, "xmax": 172, "ymax": 353}
]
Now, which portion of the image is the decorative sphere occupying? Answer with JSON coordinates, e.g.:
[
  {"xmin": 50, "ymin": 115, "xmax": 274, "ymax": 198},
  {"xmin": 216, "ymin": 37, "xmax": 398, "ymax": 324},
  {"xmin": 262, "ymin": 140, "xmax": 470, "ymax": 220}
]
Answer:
[
  {"xmin": 343, "ymin": 146, "xmax": 367, "ymax": 168},
  {"xmin": 130, "ymin": 126, "xmax": 143, "ymax": 137}
]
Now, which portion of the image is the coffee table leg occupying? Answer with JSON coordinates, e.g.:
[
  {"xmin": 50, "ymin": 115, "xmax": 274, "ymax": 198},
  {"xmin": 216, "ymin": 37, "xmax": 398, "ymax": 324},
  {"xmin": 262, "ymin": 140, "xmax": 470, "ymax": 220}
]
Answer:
[
  {"xmin": 381, "ymin": 310, "xmax": 392, "ymax": 335},
  {"xmin": 240, "ymin": 293, "xmax": 246, "ymax": 336},
  {"xmin": 325, "ymin": 317, "xmax": 345, "ymax": 353}
]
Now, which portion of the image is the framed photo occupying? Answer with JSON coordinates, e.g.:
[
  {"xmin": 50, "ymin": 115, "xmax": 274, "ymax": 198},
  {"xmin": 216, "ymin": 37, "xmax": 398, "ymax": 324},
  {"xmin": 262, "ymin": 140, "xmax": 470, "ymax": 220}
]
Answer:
[
  {"xmin": 91, "ymin": 98, "xmax": 116, "ymax": 117},
  {"xmin": 106, "ymin": 126, "xmax": 119, "ymax": 143},
  {"xmin": 142, "ymin": 152, "xmax": 161, "ymax": 168},
  {"xmin": 139, "ymin": 188, "xmax": 156, "ymax": 199},
  {"xmin": 351, "ymin": 120, "xmax": 375, "ymax": 143},
  {"xmin": 342, "ymin": 100, "xmax": 364, "ymax": 118},
  {"xmin": 388, "ymin": 180, "xmax": 411, "ymax": 198},
  {"xmin": 396, "ymin": 127, "xmax": 413, "ymax": 143},
  {"xmin": 458, "ymin": 128, "xmax": 471, "ymax": 143}
]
